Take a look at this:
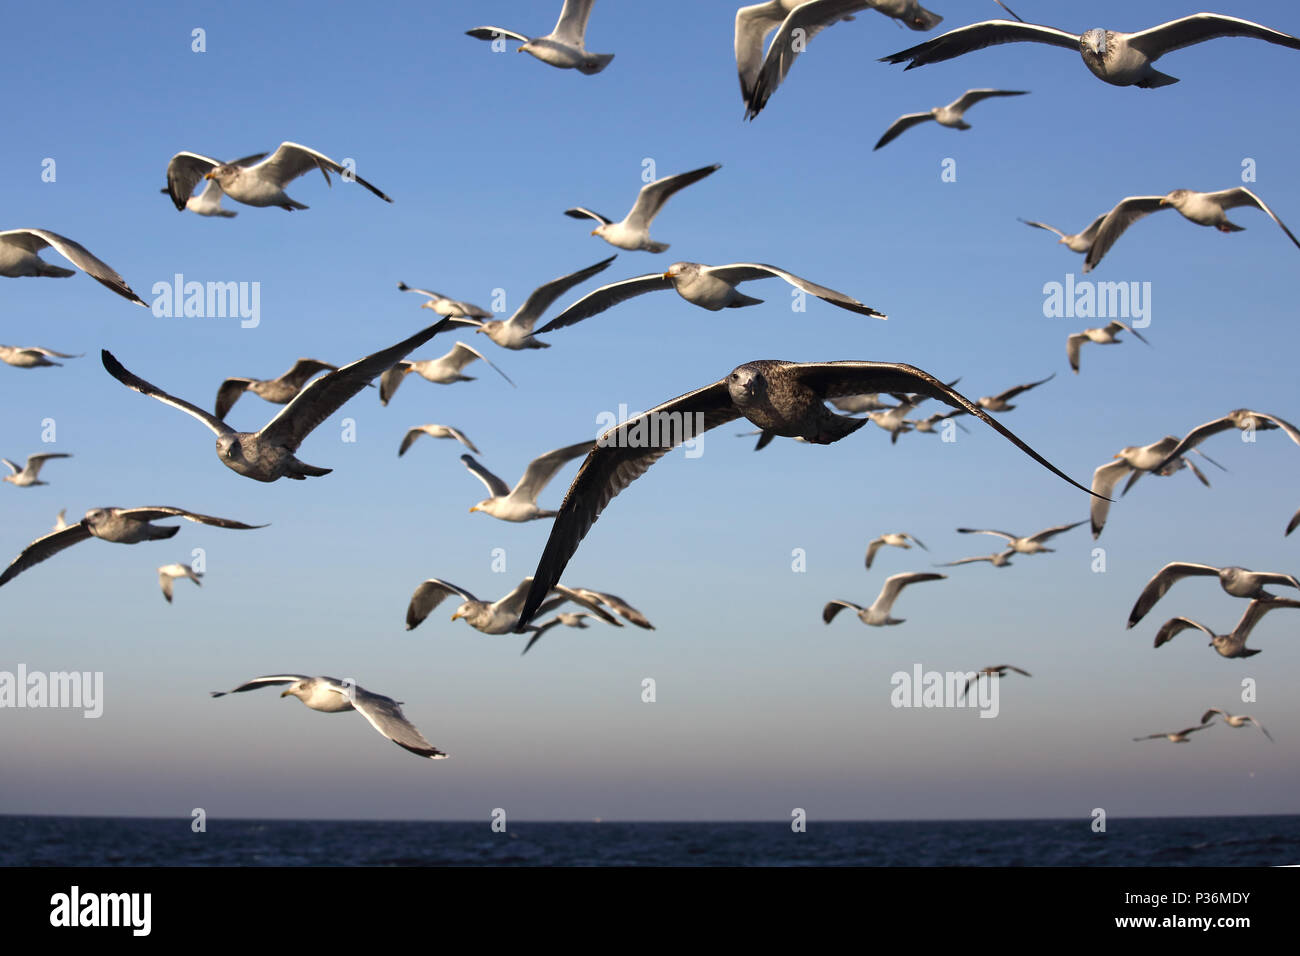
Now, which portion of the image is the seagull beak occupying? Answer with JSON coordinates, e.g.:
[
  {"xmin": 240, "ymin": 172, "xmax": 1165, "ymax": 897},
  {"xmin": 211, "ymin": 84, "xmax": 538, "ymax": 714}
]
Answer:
[
  {"xmin": 661, "ymin": 272, "xmax": 673, "ymax": 279},
  {"xmin": 469, "ymin": 505, "xmax": 480, "ymax": 513},
  {"xmin": 451, "ymin": 610, "xmax": 465, "ymax": 621},
  {"xmin": 203, "ymin": 172, "xmax": 215, "ymax": 181},
  {"xmin": 1159, "ymin": 198, "xmax": 1169, "ymax": 206},
  {"xmin": 280, "ymin": 689, "xmax": 292, "ymax": 697}
]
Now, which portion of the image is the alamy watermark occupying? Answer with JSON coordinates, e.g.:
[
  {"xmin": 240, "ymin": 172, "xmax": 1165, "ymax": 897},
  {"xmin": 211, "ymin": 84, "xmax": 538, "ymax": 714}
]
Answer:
[
  {"xmin": 890, "ymin": 664, "xmax": 999, "ymax": 718},
  {"xmin": 0, "ymin": 664, "xmax": 102, "ymax": 718},
  {"xmin": 595, "ymin": 404, "xmax": 705, "ymax": 458},
  {"xmin": 1042, "ymin": 274, "xmax": 1150, "ymax": 327},
  {"xmin": 151, "ymin": 273, "xmax": 260, "ymax": 328}
]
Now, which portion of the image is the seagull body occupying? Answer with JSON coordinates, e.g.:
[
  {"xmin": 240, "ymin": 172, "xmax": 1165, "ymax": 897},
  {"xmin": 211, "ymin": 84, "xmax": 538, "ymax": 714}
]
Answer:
[
  {"xmin": 101, "ymin": 320, "xmax": 452, "ymax": 482},
  {"xmin": 397, "ymin": 282, "xmax": 492, "ymax": 319},
  {"xmin": 867, "ymin": 397, "xmax": 923, "ymax": 443},
  {"xmin": 2, "ymin": 453, "xmax": 71, "ymax": 487},
  {"xmin": 1155, "ymin": 408, "xmax": 1300, "ymax": 472},
  {"xmin": 158, "ymin": 563, "xmax": 202, "ymax": 603},
  {"xmin": 961, "ymin": 665, "xmax": 1030, "ymax": 700},
  {"xmin": 908, "ymin": 410, "xmax": 969, "ymax": 434},
  {"xmin": 865, "ymin": 532, "xmax": 927, "ymax": 569},
  {"xmin": 211, "ymin": 675, "xmax": 448, "ymax": 760},
  {"xmin": 405, "ymin": 578, "xmax": 619, "ymax": 635},
  {"xmin": 467, "ymin": 0, "xmax": 613, "ymax": 74},
  {"xmin": 398, "ymin": 425, "xmax": 479, "ymax": 457},
  {"xmin": 1200, "ymin": 708, "xmax": 1272, "ymax": 741},
  {"xmin": 1089, "ymin": 436, "xmax": 1210, "ymax": 538},
  {"xmin": 1134, "ymin": 725, "xmax": 1211, "ymax": 744},
  {"xmin": 956, "ymin": 520, "xmax": 1085, "ymax": 554},
  {"xmin": 0, "ymin": 229, "xmax": 144, "ymax": 305},
  {"xmin": 940, "ymin": 550, "xmax": 1015, "ymax": 568},
  {"xmin": 1153, "ymin": 598, "xmax": 1300, "ymax": 658},
  {"xmin": 823, "ymin": 572, "xmax": 947, "ymax": 627},
  {"xmin": 566, "ymin": 164, "xmax": 721, "ymax": 252},
  {"xmin": 1067, "ymin": 321, "xmax": 1149, "ymax": 373},
  {"xmin": 463, "ymin": 442, "xmax": 593, "ymax": 521},
  {"xmin": 0, "ymin": 346, "xmax": 81, "ymax": 369},
  {"xmin": 1084, "ymin": 188, "xmax": 1300, "ymax": 272},
  {"xmin": 874, "ymin": 89, "xmax": 1027, "ymax": 150},
  {"xmin": 1128, "ymin": 563, "xmax": 1300, "ymax": 628},
  {"xmin": 166, "ymin": 143, "xmax": 391, "ymax": 212},
  {"xmin": 161, "ymin": 151, "xmax": 265, "ymax": 216},
  {"xmin": 970, "ymin": 373, "xmax": 1055, "ymax": 413},
  {"xmin": 0, "ymin": 507, "xmax": 264, "ymax": 589},
  {"xmin": 540, "ymin": 261, "xmax": 884, "ymax": 333},
  {"xmin": 882, "ymin": 14, "xmax": 1300, "ymax": 88},
  {"xmin": 215, "ymin": 359, "xmax": 339, "ymax": 420},
  {"xmin": 1020, "ymin": 214, "xmax": 1107, "ymax": 254},
  {"xmin": 515, "ymin": 360, "xmax": 1100, "ymax": 628},
  {"xmin": 379, "ymin": 343, "xmax": 513, "ymax": 405}
]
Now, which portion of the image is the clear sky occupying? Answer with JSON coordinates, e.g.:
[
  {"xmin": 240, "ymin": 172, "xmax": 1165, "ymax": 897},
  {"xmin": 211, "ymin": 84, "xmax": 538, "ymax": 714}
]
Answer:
[{"xmin": 2, "ymin": 0, "xmax": 1299, "ymax": 823}]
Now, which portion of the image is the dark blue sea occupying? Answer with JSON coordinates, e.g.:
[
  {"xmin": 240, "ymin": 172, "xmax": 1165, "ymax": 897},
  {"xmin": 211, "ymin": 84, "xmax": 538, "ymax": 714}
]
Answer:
[{"xmin": 3, "ymin": 814, "xmax": 1298, "ymax": 866}]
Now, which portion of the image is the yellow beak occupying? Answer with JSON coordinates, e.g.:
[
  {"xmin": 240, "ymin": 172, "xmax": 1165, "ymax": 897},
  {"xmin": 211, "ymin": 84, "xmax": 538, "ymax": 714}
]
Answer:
[
  {"xmin": 280, "ymin": 689, "xmax": 291, "ymax": 697},
  {"xmin": 451, "ymin": 609, "xmax": 465, "ymax": 621},
  {"xmin": 469, "ymin": 505, "xmax": 480, "ymax": 513},
  {"xmin": 1158, "ymin": 198, "xmax": 1169, "ymax": 205},
  {"xmin": 204, "ymin": 172, "xmax": 215, "ymax": 181}
]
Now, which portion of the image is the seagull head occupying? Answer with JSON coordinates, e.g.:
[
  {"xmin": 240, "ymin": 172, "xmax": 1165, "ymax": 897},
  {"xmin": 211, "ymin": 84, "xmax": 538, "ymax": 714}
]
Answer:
[
  {"xmin": 1160, "ymin": 190, "xmax": 1190, "ymax": 208},
  {"xmin": 727, "ymin": 364, "xmax": 766, "ymax": 406},
  {"xmin": 83, "ymin": 508, "xmax": 109, "ymax": 528},
  {"xmin": 662, "ymin": 262, "xmax": 696, "ymax": 283},
  {"xmin": 280, "ymin": 680, "xmax": 308, "ymax": 700},
  {"xmin": 1081, "ymin": 29, "xmax": 1107, "ymax": 56},
  {"xmin": 216, "ymin": 434, "xmax": 241, "ymax": 461},
  {"xmin": 469, "ymin": 501, "xmax": 488, "ymax": 514},
  {"xmin": 451, "ymin": 602, "xmax": 473, "ymax": 622}
]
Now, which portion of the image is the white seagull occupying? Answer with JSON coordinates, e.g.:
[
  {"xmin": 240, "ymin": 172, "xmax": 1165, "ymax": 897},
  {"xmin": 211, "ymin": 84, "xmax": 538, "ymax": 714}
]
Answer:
[
  {"xmin": 158, "ymin": 563, "xmax": 202, "ymax": 604},
  {"xmin": 565, "ymin": 164, "xmax": 721, "ymax": 252},
  {"xmin": 1020, "ymin": 214, "xmax": 1108, "ymax": 254},
  {"xmin": 1067, "ymin": 321, "xmax": 1149, "ymax": 373},
  {"xmin": 462, "ymin": 441, "xmax": 593, "ymax": 522},
  {"xmin": 398, "ymin": 425, "xmax": 480, "ymax": 457},
  {"xmin": 211, "ymin": 675, "xmax": 448, "ymax": 760},
  {"xmin": 405, "ymin": 577, "xmax": 619, "ymax": 635},
  {"xmin": 823, "ymin": 572, "xmax": 947, "ymax": 627},
  {"xmin": 1154, "ymin": 408, "xmax": 1300, "ymax": 472},
  {"xmin": 874, "ymin": 89, "xmax": 1027, "ymax": 150},
  {"xmin": 2, "ymin": 453, "xmax": 71, "ymax": 487},
  {"xmin": 1200, "ymin": 708, "xmax": 1272, "ymax": 742},
  {"xmin": 0, "ymin": 345, "xmax": 82, "ymax": 369},
  {"xmin": 378, "ymin": 342, "xmax": 514, "ymax": 405},
  {"xmin": 161, "ymin": 151, "xmax": 266, "ymax": 216},
  {"xmin": 939, "ymin": 550, "xmax": 1015, "ymax": 568},
  {"xmin": 467, "ymin": 0, "xmax": 613, "ymax": 74},
  {"xmin": 397, "ymin": 282, "xmax": 492, "ymax": 320},
  {"xmin": 865, "ymin": 532, "xmax": 927, "ymax": 570},
  {"xmin": 1152, "ymin": 598, "xmax": 1300, "ymax": 658},
  {"xmin": 0, "ymin": 229, "xmax": 145, "ymax": 305},
  {"xmin": 956, "ymin": 520, "xmax": 1085, "ymax": 554},
  {"xmin": 1127, "ymin": 563, "xmax": 1300, "ymax": 628},
  {"xmin": 969, "ymin": 374, "xmax": 1055, "ymax": 413},
  {"xmin": 1089, "ymin": 437, "xmax": 1214, "ymax": 538},
  {"xmin": 1134, "ymin": 725, "xmax": 1212, "ymax": 744}
]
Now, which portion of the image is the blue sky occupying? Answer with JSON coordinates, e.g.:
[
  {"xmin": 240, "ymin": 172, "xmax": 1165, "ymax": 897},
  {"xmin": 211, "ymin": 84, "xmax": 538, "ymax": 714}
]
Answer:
[{"xmin": 2, "ymin": 0, "xmax": 1300, "ymax": 823}]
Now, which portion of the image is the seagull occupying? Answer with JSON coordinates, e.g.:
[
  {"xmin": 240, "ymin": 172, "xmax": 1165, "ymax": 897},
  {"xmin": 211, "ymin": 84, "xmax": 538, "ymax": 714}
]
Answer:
[
  {"xmin": 165, "ymin": 143, "xmax": 391, "ymax": 212},
  {"xmin": 874, "ymin": 89, "xmax": 1027, "ymax": 150},
  {"xmin": 1133, "ymin": 725, "xmax": 1212, "ymax": 744},
  {"xmin": 881, "ymin": 13, "xmax": 1300, "ymax": 88},
  {"xmin": 514, "ymin": 360, "xmax": 1100, "ymax": 628},
  {"xmin": 968, "ymin": 374, "xmax": 1055, "ymax": 413},
  {"xmin": 960, "ymin": 665, "xmax": 1030, "ymax": 701},
  {"xmin": 938, "ymin": 550, "xmax": 1015, "ymax": 568},
  {"xmin": 405, "ymin": 578, "xmax": 619, "ymax": 634},
  {"xmin": 1066, "ymin": 321, "xmax": 1150, "ymax": 374},
  {"xmin": 1084, "ymin": 188, "xmax": 1300, "ymax": 272},
  {"xmin": 1152, "ymin": 598, "xmax": 1300, "ymax": 658},
  {"xmin": 1200, "ymin": 708, "xmax": 1273, "ymax": 742},
  {"xmin": 0, "ymin": 229, "xmax": 145, "ymax": 305},
  {"xmin": 908, "ymin": 410, "xmax": 970, "ymax": 434},
  {"xmin": 1127, "ymin": 563, "xmax": 1300, "ymax": 628},
  {"xmin": 538, "ymin": 261, "xmax": 885, "ymax": 334},
  {"xmin": 160, "ymin": 151, "xmax": 266, "ymax": 216},
  {"xmin": 398, "ymin": 425, "xmax": 480, "ymax": 457},
  {"xmin": 100, "ymin": 319, "xmax": 452, "ymax": 482},
  {"xmin": 211, "ymin": 675, "xmax": 448, "ymax": 760},
  {"xmin": 956, "ymin": 520, "xmax": 1085, "ymax": 554},
  {"xmin": 157, "ymin": 563, "xmax": 202, "ymax": 604},
  {"xmin": 1154, "ymin": 408, "xmax": 1300, "ymax": 473},
  {"xmin": 444, "ymin": 257, "xmax": 616, "ymax": 350},
  {"xmin": 396, "ymin": 283, "xmax": 492, "ymax": 319},
  {"xmin": 1090, "ymin": 437, "xmax": 1212, "ymax": 538},
  {"xmin": 0, "ymin": 507, "xmax": 264, "ymax": 589},
  {"xmin": 865, "ymin": 532, "xmax": 927, "ymax": 569},
  {"xmin": 562, "ymin": 588, "xmax": 655, "ymax": 629},
  {"xmin": 0, "ymin": 346, "xmax": 82, "ymax": 369},
  {"xmin": 2, "ymin": 453, "xmax": 71, "ymax": 487},
  {"xmin": 214, "ymin": 359, "xmax": 339, "ymax": 420},
  {"xmin": 829, "ymin": 393, "xmax": 896, "ymax": 413},
  {"xmin": 823, "ymin": 572, "xmax": 947, "ymax": 627},
  {"xmin": 1020, "ymin": 214, "xmax": 1108, "ymax": 254},
  {"xmin": 467, "ymin": 0, "xmax": 613, "ymax": 74},
  {"xmin": 566, "ymin": 164, "xmax": 721, "ymax": 252},
  {"xmin": 462, "ymin": 442, "xmax": 593, "ymax": 521},
  {"xmin": 378, "ymin": 343, "xmax": 514, "ymax": 405},
  {"xmin": 866, "ymin": 395, "xmax": 925, "ymax": 443}
]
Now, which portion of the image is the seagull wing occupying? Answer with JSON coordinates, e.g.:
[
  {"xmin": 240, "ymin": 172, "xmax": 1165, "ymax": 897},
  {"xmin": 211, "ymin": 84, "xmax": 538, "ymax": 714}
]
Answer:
[
  {"xmin": 874, "ymin": 572, "xmax": 945, "ymax": 615},
  {"xmin": 625, "ymin": 164, "xmax": 721, "ymax": 230},
  {"xmin": 950, "ymin": 88, "xmax": 1028, "ymax": 112},
  {"xmin": 880, "ymin": 19, "xmax": 1079, "ymax": 69},
  {"xmin": 0, "ymin": 229, "xmax": 145, "ymax": 306},
  {"xmin": 164, "ymin": 151, "xmax": 223, "ymax": 209},
  {"xmin": 564, "ymin": 207, "xmax": 613, "ymax": 226},
  {"xmin": 1287, "ymin": 508, "xmax": 1300, "ymax": 537},
  {"xmin": 1090, "ymin": 458, "xmax": 1132, "ymax": 537},
  {"xmin": 822, "ymin": 600, "xmax": 864, "ymax": 624},
  {"xmin": 1126, "ymin": 13, "xmax": 1300, "ymax": 61},
  {"xmin": 511, "ymin": 255, "xmax": 618, "ymax": 328},
  {"xmin": 160, "ymin": 572, "xmax": 175, "ymax": 603},
  {"xmin": 536, "ymin": 273, "xmax": 673, "ymax": 333},
  {"xmin": 101, "ymin": 350, "xmax": 235, "ymax": 438},
  {"xmin": 214, "ymin": 378, "xmax": 254, "ymax": 420},
  {"xmin": 116, "ymin": 507, "xmax": 266, "ymax": 530},
  {"xmin": 865, "ymin": 538, "xmax": 884, "ymax": 569},
  {"xmin": 552, "ymin": 0, "xmax": 596, "ymax": 44},
  {"xmin": 747, "ymin": 1, "xmax": 874, "ymax": 119},
  {"xmin": 247, "ymin": 142, "xmax": 392, "ymax": 202},
  {"xmin": 570, "ymin": 589, "xmax": 654, "ymax": 629},
  {"xmin": 1153, "ymin": 616, "xmax": 1213, "ymax": 647},
  {"xmin": 546, "ymin": 585, "xmax": 622, "ymax": 627},
  {"xmin": 955, "ymin": 528, "xmax": 1017, "ymax": 542},
  {"xmin": 0, "ymin": 523, "xmax": 93, "ymax": 588},
  {"xmin": 460, "ymin": 455, "xmax": 512, "ymax": 498},
  {"xmin": 1126, "ymin": 562, "xmax": 1221, "ymax": 628},
  {"xmin": 1206, "ymin": 187, "xmax": 1300, "ymax": 250},
  {"xmin": 513, "ymin": 441, "xmax": 595, "ymax": 501},
  {"xmin": 209, "ymin": 675, "xmax": 310, "ymax": 697},
  {"xmin": 467, "ymin": 26, "xmax": 531, "ymax": 44},
  {"xmin": 350, "ymin": 686, "xmax": 448, "ymax": 759},
  {"xmin": 1020, "ymin": 218, "xmax": 1067, "ymax": 240},
  {"xmin": 443, "ymin": 342, "xmax": 515, "ymax": 386},
  {"xmin": 701, "ymin": 263, "xmax": 885, "ymax": 317},
  {"xmin": 873, "ymin": 112, "xmax": 935, "ymax": 151},
  {"xmin": 1083, "ymin": 196, "xmax": 1168, "ymax": 273},
  {"xmin": 406, "ymin": 579, "xmax": 478, "ymax": 630},
  {"xmin": 992, "ymin": 372, "xmax": 1055, "ymax": 403},
  {"xmin": 1066, "ymin": 332, "xmax": 1088, "ymax": 373},
  {"xmin": 260, "ymin": 320, "xmax": 451, "ymax": 451},
  {"xmin": 279, "ymin": 359, "xmax": 340, "ymax": 390},
  {"xmin": 1235, "ymin": 597, "xmax": 1300, "ymax": 640},
  {"xmin": 735, "ymin": 2, "xmax": 789, "ymax": 101},
  {"xmin": 1025, "ymin": 519, "xmax": 1086, "ymax": 544}
]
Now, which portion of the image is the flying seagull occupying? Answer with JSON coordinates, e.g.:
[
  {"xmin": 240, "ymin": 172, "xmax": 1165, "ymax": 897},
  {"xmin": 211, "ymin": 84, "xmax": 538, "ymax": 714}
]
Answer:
[
  {"xmin": 829, "ymin": 393, "xmax": 895, "ymax": 413},
  {"xmin": 397, "ymin": 282, "xmax": 492, "ymax": 319},
  {"xmin": 538, "ymin": 261, "xmax": 885, "ymax": 334},
  {"xmin": 165, "ymin": 143, "xmax": 391, "ymax": 211},
  {"xmin": 211, "ymin": 675, "xmax": 448, "ymax": 760},
  {"xmin": 467, "ymin": 0, "xmax": 613, "ymax": 74},
  {"xmin": 0, "ymin": 345, "xmax": 82, "ymax": 369},
  {"xmin": 514, "ymin": 360, "xmax": 1101, "ymax": 628},
  {"xmin": 100, "ymin": 320, "xmax": 453, "ymax": 482},
  {"xmin": 462, "ymin": 442, "xmax": 593, "ymax": 522},
  {"xmin": 405, "ymin": 577, "xmax": 619, "ymax": 634},
  {"xmin": 1133, "ymin": 725, "xmax": 1212, "ymax": 744},
  {"xmin": 1020, "ymin": 214, "xmax": 1108, "ymax": 254},
  {"xmin": 874, "ymin": 89, "xmax": 1027, "ymax": 150},
  {"xmin": 881, "ymin": 13, "xmax": 1300, "ymax": 88},
  {"xmin": 1067, "ymin": 321, "xmax": 1149, "ymax": 373},
  {"xmin": 967, "ymin": 373, "xmax": 1055, "ymax": 413},
  {"xmin": 908, "ymin": 410, "xmax": 969, "ymax": 434},
  {"xmin": 1200, "ymin": 708, "xmax": 1272, "ymax": 742},
  {"xmin": 160, "ymin": 151, "xmax": 266, "ymax": 216},
  {"xmin": 0, "ymin": 229, "xmax": 145, "ymax": 305},
  {"xmin": 2, "ymin": 453, "xmax": 71, "ymax": 487},
  {"xmin": 956, "ymin": 520, "xmax": 1085, "ymax": 554},
  {"xmin": 1089, "ymin": 436, "xmax": 1214, "ymax": 538},
  {"xmin": 158, "ymin": 563, "xmax": 202, "ymax": 604},
  {"xmin": 1152, "ymin": 598, "xmax": 1300, "ymax": 658},
  {"xmin": 398, "ymin": 425, "xmax": 480, "ymax": 457},
  {"xmin": 960, "ymin": 665, "xmax": 1030, "ymax": 701},
  {"xmin": 378, "ymin": 343, "xmax": 514, "ymax": 405},
  {"xmin": 1083, "ymin": 188, "xmax": 1300, "ymax": 272},
  {"xmin": 823, "ymin": 572, "xmax": 947, "ymax": 627},
  {"xmin": 563, "ymin": 588, "xmax": 655, "ymax": 629},
  {"xmin": 865, "ymin": 532, "xmax": 927, "ymax": 569},
  {"xmin": 938, "ymin": 550, "xmax": 1015, "ymax": 568},
  {"xmin": 215, "ymin": 359, "xmax": 339, "ymax": 420},
  {"xmin": 1127, "ymin": 563, "xmax": 1300, "ymax": 629},
  {"xmin": 0, "ymin": 507, "xmax": 264, "ymax": 589},
  {"xmin": 444, "ymin": 256, "xmax": 616, "ymax": 350},
  {"xmin": 1154, "ymin": 408, "xmax": 1300, "ymax": 473},
  {"xmin": 566, "ymin": 164, "xmax": 721, "ymax": 253}
]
